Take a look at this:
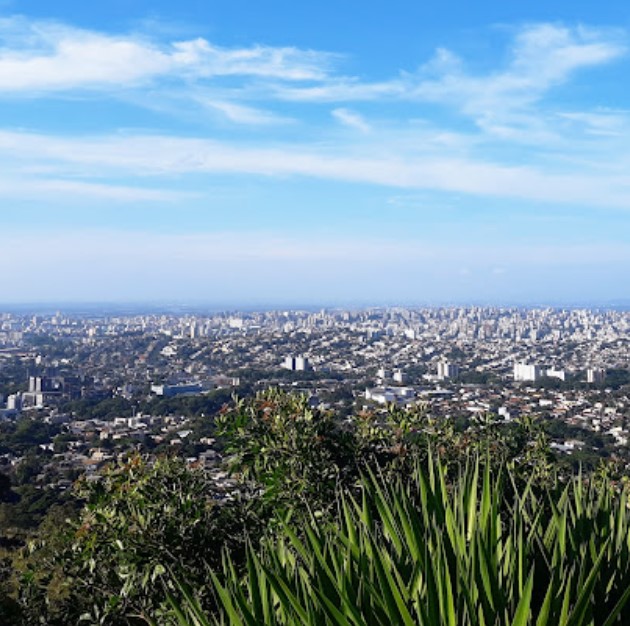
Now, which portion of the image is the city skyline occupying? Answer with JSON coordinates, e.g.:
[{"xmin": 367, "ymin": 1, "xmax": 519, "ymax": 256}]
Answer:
[{"xmin": 1, "ymin": 1, "xmax": 630, "ymax": 304}]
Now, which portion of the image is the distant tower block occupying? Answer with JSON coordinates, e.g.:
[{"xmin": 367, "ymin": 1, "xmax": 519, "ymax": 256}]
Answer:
[
  {"xmin": 546, "ymin": 368, "xmax": 566, "ymax": 381},
  {"xmin": 513, "ymin": 363, "xmax": 542, "ymax": 382},
  {"xmin": 294, "ymin": 356, "xmax": 310, "ymax": 371},
  {"xmin": 282, "ymin": 355, "xmax": 311, "ymax": 371},
  {"xmin": 587, "ymin": 368, "xmax": 605, "ymax": 384},
  {"xmin": 437, "ymin": 361, "xmax": 459, "ymax": 380}
]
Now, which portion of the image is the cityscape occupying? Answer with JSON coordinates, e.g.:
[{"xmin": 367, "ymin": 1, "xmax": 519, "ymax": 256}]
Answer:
[
  {"xmin": 1, "ymin": 306, "xmax": 629, "ymax": 485},
  {"xmin": 2, "ymin": 0, "xmax": 630, "ymax": 623}
]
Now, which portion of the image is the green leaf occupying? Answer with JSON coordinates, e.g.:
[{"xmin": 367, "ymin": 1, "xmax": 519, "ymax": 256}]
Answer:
[{"xmin": 510, "ymin": 567, "xmax": 534, "ymax": 626}]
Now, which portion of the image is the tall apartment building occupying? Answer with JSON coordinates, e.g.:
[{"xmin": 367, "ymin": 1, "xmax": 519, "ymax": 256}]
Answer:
[
  {"xmin": 587, "ymin": 368, "xmax": 606, "ymax": 384},
  {"xmin": 437, "ymin": 361, "xmax": 460, "ymax": 380},
  {"xmin": 282, "ymin": 355, "xmax": 311, "ymax": 371},
  {"xmin": 513, "ymin": 362, "xmax": 542, "ymax": 382}
]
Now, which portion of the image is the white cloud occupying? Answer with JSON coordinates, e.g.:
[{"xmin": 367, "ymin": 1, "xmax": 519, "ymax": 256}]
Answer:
[
  {"xmin": 413, "ymin": 24, "xmax": 626, "ymax": 128},
  {"xmin": 557, "ymin": 109, "xmax": 630, "ymax": 136},
  {"xmin": 272, "ymin": 79, "xmax": 403, "ymax": 102},
  {"xmin": 272, "ymin": 23, "xmax": 626, "ymax": 144},
  {"xmin": 332, "ymin": 108, "xmax": 371, "ymax": 133},
  {"xmin": 0, "ymin": 17, "xmax": 624, "ymax": 151},
  {"xmin": 201, "ymin": 99, "xmax": 293, "ymax": 125},
  {"xmin": 511, "ymin": 24, "xmax": 622, "ymax": 77},
  {"xmin": 0, "ymin": 175, "xmax": 188, "ymax": 202},
  {"xmin": 0, "ymin": 20, "xmax": 626, "ymax": 211},
  {"xmin": 0, "ymin": 130, "xmax": 630, "ymax": 209},
  {"xmin": 0, "ymin": 17, "xmax": 335, "ymax": 93}
]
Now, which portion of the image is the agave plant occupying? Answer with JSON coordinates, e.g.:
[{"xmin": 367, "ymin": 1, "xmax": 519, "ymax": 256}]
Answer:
[{"xmin": 166, "ymin": 452, "xmax": 630, "ymax": 626}]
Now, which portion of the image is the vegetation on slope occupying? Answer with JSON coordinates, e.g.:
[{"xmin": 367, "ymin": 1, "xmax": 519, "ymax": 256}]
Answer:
[
  {"xmin": 171, "ymin": 455, "xmax": 630, "ymax": 625},
  {"xmin": 3, "ymin": 390, "xmax": 630, "ymax": 625}
]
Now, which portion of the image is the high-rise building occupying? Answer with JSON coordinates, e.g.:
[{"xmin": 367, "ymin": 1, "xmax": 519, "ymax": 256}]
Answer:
[
  {"xmin": 587, "ymin": 368, "xmax": 605, "ymax": 384},
  {"xmin": 295, "ymin": 356, "xmax": 310, "ymax": 371},
  {"xmin": 437, "ymin": 361, "xmax": 459, "ymax": 380},
  {"xmin": 513, "ymin": 363, "xmax": 542, "ymax": 382},
  {"xmin": 393, "ymin": 369, "xmax": 406, "ymax": 384},
  {"xmin": 6, "ymin": 394, "xmax": 21, "ymax": 411},
  {"xmin": 282, "ymin": 355, "xmax": 311, "ymax": 371},
  {"xmin": 546, "ymin": 368, "xmax": 566, "ymax": 381}
]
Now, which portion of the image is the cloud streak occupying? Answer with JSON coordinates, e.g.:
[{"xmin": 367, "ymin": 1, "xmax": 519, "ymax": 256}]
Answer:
[
  {"xmin": 272, "ymin": 25, "xmax": 625, "ymax": 102},
  {"xmin": 1, "ymin": 130, "xmax": 630, "ymax": 209},
  {"xmin": 0, "ymin": 175, "xmax": 191, "ymax": 202},
  {"xmin": 201, "ymin": 99, "xmax": 293, "ymax": 125},
  {"xmin": 0, "ymin": 18, "xmax": 627, "ymax": 219},
  {"xmin": 271, "ymin": 24, "xmax": 627, "ymax": 142},
  {"xmin": 332, "ymin": 108, "xmax": 371, "ymax": 133},
  {"xmin": 0, "ymin": 16, "xmax": 336, "ymax": 93}
]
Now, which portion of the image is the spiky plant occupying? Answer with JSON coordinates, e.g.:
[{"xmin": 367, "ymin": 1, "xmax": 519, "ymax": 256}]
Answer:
[{"xmin": 167, "ymin": 453, "xmax": 630, "ymax": 626}]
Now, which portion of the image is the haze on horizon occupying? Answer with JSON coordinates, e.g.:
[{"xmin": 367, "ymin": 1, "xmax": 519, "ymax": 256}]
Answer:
[{"xmin": 1, "ymin": 0, "xmax": 629, "ymax": 305}]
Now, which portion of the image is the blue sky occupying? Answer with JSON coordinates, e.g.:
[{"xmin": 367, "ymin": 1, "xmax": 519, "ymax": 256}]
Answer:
[{"xmin": 1, "ymin": 0, "xmax": 629, "ymax": 305}]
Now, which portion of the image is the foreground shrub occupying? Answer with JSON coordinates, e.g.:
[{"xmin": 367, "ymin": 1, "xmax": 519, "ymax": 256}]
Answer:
[
  {"xmin": 19, "ymin": 456, "xmax": 260, "ymax": 625},
  {"xmin": 170, "ymin": 454, "xmax": 630, "ymax": 626}
]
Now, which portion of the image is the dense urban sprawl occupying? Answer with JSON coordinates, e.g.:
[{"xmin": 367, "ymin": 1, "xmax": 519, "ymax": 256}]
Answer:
[{"xmin": 0, "ymin": 307, "xmax": 628, "ymax": 488}]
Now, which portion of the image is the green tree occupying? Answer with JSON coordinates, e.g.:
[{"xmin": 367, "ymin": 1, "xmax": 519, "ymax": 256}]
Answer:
[
  {"xmin": 215, "ymin": 390, "xmax": 357, "ymax": 518},
  {"xmin": 19, "ymin": 456, "xmax": 260, "ymax": 625}
]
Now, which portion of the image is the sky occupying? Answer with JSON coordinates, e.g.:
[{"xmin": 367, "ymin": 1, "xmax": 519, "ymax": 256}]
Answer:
[{"xmin": 1, "ymin": 0, "xmax": 630, "ymax": 306}]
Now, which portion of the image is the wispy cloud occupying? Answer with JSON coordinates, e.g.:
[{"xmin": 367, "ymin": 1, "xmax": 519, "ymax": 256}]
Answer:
[
  {"xmin": 0, "ymin": 16, "xmax": 336, "ymax": 93},
  {"xmin": 0, "ymin": 17, "xmax": 625, "ymax": 145},
  {"xmin": 413, "ymin": 24, "xmax": 626, "ymax": 135},
  {"xmin": 0, "ymin": 18, "xmax": 627, "ymax": 213},
  {"xmin": 200, "ymin": 99, "xmax": 293, "ymax": 125},
  {"xmin": 419, "ymin": 25, "xmax": 624, "ymax": 104},
  {"xmin": 273, "ymin": 24, "xmax": 624, "ymax": 103},
  {"xmin": 557, "ymin": 109, "xmax": 630, "ymax": 136},
  {"xmin": 0, "ymin": 129, "xmax": 629, "ymax": 209},
  {"xmin": 0, "ymin": 174, "xmax": 189, "ymax": 202},
  {"xmin": 332, "ymin": 108, "xmax": 371, "ymax": 132},
  {"xmin": 271, "ymin": 23, "xmax": 627, "ymax": 143},
  {"xmin": 273, "ymin": 79, "xmax": 402, "ymax": 102}
]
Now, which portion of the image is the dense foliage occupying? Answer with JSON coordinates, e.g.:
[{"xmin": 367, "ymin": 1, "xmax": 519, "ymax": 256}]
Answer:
[
  {"xmin": 172, "ymin": 456, "xmax": 630, "ymax": 625},
  {"xmin": 2, "ymin": 390, "xmax": 630, "ymax": 625},
  {"xmin": 14, "ymin": 456, "xmax": 261, "ymax": 625}
]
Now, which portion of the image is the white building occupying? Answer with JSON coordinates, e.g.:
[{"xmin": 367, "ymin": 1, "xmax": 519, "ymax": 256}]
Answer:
[
  {"xmin": 546, "ymin": 368, "xmax": 566, "ymax": 381},
  {"xmin": 587, "ymin": 368, "xmax": 605, "ymax": 384},
  {"xmin": 513, "ymin": 362, "xmax": 542, "ymax": 382},
  {"xmin": 437, "ymin": 361, "xmax": 459, "ymax": 380},
  {"xmin": 295, "ymin": 356, "xmax": 310, "ymax": 371},
  {"xmin": 365, "ymin": 386, "xmax": 416, "ymax": 405},
  {"xmin": 282, "ymin": 355, "xmax": 311, "ymax": 371},
  {"xmin": 393, "ymin": 369, "xmax": 406, "ymax": 384},
  {"xmin": 6, "ymin": 393, "xmax": 21, "ymax": 411}
]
